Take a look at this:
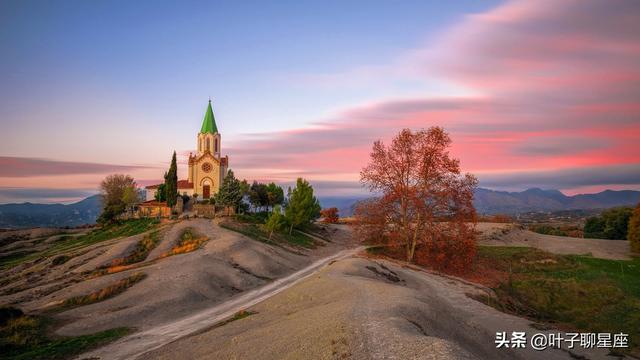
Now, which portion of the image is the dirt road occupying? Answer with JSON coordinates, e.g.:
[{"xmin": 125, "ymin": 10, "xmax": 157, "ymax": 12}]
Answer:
[{"xmin": 79, "ymin": 246, "xmax": 364, "ymax": 360}]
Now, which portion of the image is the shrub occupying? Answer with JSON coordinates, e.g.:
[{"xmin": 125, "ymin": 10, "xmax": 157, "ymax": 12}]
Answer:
[
  {"xmin": 629, "ymin": 203, "xmax": 640, "ymax": 253},
  {"xmin": 0, "ymin": 307, "xmax": 24, "ymax": 327},
  {"xmin": 584, "ymin": 207, "xmax": 633, "ymax": 240},
  {"xmin": 320, "ymin": 207, "xmax": 339, "ymax": 223},
  {"xmin": 265, "ymin": 206, "xmax": 286, "ymax": 239},
  {"xmin": 63, "ymin": 273, "xmax": 146, "ymax": 308},
  {"xmin": 160, "ymin": 229, "xmax": 208, "ymax": 257},
  {"xmin": 51, "ymin": 255, "xmax": 70, "ymax": 266}
]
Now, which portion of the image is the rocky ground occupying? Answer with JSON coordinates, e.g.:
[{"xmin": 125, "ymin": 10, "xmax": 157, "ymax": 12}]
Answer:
[
  {"xmin": 1, "ymin": 221, "xmax": 633, "ymax": 360},
  {"xmin": 138, "ymin": 256, "xmax": 613, "ymax": 360}
]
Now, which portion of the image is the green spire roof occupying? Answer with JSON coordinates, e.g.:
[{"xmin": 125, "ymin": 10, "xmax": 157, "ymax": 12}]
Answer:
[{"xmin": 200, "ymin": 100, "xmax": 218, "ymax": 134}]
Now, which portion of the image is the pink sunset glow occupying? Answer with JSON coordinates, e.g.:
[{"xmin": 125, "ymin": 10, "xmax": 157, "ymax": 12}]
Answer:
[
  {"xmin": 225, "ymin": 0, "xmax": 640, "ymax": 194},
  {"xmin": 1, "ymin": 0, "xmax": 639, "ymax": 203}
]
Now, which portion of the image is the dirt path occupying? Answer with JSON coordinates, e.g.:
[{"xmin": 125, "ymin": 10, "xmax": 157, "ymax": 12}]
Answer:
[{"xmin": 78, "ymin": 246, "xmax": 364, "ymax": 360}]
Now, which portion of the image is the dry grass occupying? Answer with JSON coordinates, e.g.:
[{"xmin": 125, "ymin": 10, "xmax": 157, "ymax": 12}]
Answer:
[
  {"xmin": 160, "ymin": 229, "xmax": 208, "ymax": 258},
  {"xmin": 61, "ymin": 272, "xmax": 147, "ymax": 309},
  {"xmin": 0, "ymin": 309, "xmax": 129, "ymax": 360}
]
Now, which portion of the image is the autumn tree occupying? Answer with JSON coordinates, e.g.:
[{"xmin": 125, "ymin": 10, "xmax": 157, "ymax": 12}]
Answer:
[
  {"xmin": 320, "ymin": 207, "xmax": 339, "ymax": 223},
  {"xmin": 98, "ymin": 174, "xmax": 139, "ymax": 224},
  {"xmin": 165, "ymin": 152, "xmax": 179, "ymax": 206},
  {"xmin": 122, "ymin": 185, "xmax": 141, "ymax": 216},
  {"xmin": 355, "ymin": 127, "xmax": 477, "ymax": 273},
  {"xmin": 285, "ymin": 178, "xmax": 321, "ymax": 234},
  {"xmin": 628, "ymin": 203, "xmax": 640, "ymax": 253}
]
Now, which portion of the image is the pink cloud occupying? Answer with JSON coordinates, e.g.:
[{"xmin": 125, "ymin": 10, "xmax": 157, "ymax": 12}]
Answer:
[{"xmin": 226, "ymin": 0, "xmax": 640, "ymax": 193}]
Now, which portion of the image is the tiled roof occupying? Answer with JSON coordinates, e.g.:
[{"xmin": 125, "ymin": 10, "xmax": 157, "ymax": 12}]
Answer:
[
  {"xmin": 177, "ymin": 180, "xmax": 194, "ymax": 189},
  {"xmin": 145, "ymin": 180, "xmax": 193, "ymax": 190},
  {"xmin": 139, "ymin": 200, "xmax": 167, "ymax": 207}
]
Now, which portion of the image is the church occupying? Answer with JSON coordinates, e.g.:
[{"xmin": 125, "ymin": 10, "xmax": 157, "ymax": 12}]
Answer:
[{"xmin": 145, "ymin": 100, "xmax": 229, "ymax": 201}]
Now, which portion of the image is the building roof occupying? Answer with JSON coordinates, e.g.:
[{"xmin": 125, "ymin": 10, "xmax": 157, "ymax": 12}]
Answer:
[
  {"xmin": 177, "ymin": 180, "xmax": 194, "ymax": 189},
  {"xmin": 139, "ymin": 200, "xmax": 168, "ymax": 207},
  {"xmin": 200, "ymin": 100, "xmax": 218, "ymax": 134},
  {"xmin": 145, "ymin": 180, "xmax": 194, "ymax": 190}
]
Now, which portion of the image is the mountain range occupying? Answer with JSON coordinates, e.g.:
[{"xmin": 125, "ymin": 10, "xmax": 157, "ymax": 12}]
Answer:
[
  {"xmin": 473, "ymin": 188, "xmax": 640, "ymax": 214},
  {"xmin": 1, "ymin": 188, "xmax": 639, "ymax": 228},
  {"xmin": 0, "ymin": 195, "xmax": 101, "ymax": 229}
]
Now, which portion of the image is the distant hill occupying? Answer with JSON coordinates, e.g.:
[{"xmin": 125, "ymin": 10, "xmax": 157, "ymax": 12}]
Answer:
[
  {"xmin": 0, "ymin": 195, "xmax": 101, "ymax": 229},
  {"xmin": 1, "ymin": 188, "xmax": 638, "ymax": 228},
  {"xmin": 320, "ymin": 188, "xmax": 640, "ymax": 217},
  {"xmin": 474, "ymin": 188, "xmax": 640, "ymax": 214}
]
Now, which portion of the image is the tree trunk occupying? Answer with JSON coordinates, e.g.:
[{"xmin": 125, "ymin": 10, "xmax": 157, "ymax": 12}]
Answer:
[
  {"xmin": 407, "ymin": 213, "xmax": 421, "ymax": 263},
  {"xmin": 289, "ymin": 223, "xmax": 293, "ymax": 235}
]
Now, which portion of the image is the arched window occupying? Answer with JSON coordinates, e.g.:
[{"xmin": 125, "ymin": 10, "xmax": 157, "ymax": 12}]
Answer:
[
  {"xmin": 215, "ymin": 138, "xmax": 218, "ymax": 153},
  {"xmin": 206, "ymin": 138, "xmax": 210, "ymax": 152}
]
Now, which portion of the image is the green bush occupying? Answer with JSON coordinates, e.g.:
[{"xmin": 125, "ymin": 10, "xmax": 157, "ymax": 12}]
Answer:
[
  {"xmin": 584, "ymin": 207, "xmax": 633, "ymax": 240},
  {"xmin": 628, "ymin": 204, "xmax": 640, "ymax": 253},
  {"xmin": 51, "ymin": 255, "xmax": 70, "ymax": 266}
]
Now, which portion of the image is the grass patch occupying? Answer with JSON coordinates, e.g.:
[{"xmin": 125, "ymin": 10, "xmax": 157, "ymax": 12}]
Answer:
[
  {"xmin": 471, "ymin": 246, "xmax": 640, "ymax": 354},
  {"xmin": 234, "ymin": 212, "xmax": 269, "ymax": 224},
  {"xmin": 160, "ymin": 228, "xmax": 208, "ymax": 257},
  {"xmin": 0, "ymin": 219, "xmax": 159, "ymax": 270},
  {"xmin": 285, "ymin": 230, "xmax": 315, "ymax": 248},
  {"xmin": 57, "ymin": 273, "xmax": 147, "ymax": 310},
  {"xmin": 217, "ymin": 309, "xmax": 255, "ymax": 327},
  {"xmin": 0, "ymin": 309, "xmax": 129, "ymax": 360},
  {"xmin": 220, "ymin": 220, "xmax": 315, "ymax": 248}
]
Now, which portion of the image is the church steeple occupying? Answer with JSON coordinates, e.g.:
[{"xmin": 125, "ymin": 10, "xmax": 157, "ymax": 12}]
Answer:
[{"xmin": 200, "ymin": 100, "xmax": 218, "ymax": 134}]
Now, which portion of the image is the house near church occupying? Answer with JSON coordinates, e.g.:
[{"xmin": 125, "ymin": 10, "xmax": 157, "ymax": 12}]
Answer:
[{"xmin": 145, "ymin": 100, "xmax": 229, "ymax": 201}]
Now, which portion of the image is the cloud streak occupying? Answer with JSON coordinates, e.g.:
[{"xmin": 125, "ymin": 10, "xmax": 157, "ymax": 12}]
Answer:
[
  {"xmin": 0, "ymin": 157, "xmax": 153, "ymax": 177},
  {"xmin": 226, "ymin": 0, "xmax": 640, "ymax": 193}
]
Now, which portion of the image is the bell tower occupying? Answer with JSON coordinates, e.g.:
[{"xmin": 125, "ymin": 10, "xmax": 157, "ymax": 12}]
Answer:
[{"xmin": 197, "ymin": 99, "xmax": 221, "ymax": 158}]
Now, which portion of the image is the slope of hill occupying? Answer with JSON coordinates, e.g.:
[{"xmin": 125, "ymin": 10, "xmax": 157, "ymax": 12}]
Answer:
[{"xmin": 0, "ymin": 195, "xmax": 101, "ymax": 229}]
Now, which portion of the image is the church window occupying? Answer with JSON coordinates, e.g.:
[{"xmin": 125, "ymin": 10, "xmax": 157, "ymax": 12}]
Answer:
[
  {"xmin": 215, "ymin": 138, "xmax": 218, "ymax": 152},
  {"xmin": 206, "ymin": 138, "xmax": 210, "ymax": 151}
]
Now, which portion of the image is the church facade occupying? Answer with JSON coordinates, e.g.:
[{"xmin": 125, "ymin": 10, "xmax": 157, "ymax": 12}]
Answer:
[{"xmin": 146, "ymin": 100, "xmax": 229, "ymax": 201}]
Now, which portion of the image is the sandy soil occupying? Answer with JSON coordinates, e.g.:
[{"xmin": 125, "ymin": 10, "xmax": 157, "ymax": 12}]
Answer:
[
  {"xmin": 478, "ymin": 222, "xmax": 632, "ymax": 260},
  {"xmin": 138, "ymin": 256, "xmax": 612, "ymax": 360}
]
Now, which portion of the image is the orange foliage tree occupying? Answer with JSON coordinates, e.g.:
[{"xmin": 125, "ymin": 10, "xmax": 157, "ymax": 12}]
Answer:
[
  {"xmin": 320, "ymin": 207, "xmax": 339, "ymax": 223},
  {"xmin": 355, "ymin": 127, "xmax": 478, "ymax": 273}
]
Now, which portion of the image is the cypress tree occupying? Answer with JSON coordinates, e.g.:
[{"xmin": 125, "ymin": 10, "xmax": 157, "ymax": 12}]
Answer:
[{"xmin": 165, "ymin": 151, "xmax": 178, "ymax": 207}]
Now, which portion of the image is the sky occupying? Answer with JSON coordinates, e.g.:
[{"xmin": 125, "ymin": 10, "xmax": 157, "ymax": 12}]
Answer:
[{"xmin": 1, "ymin": 0, "xmax": 639, "ymax": 203}]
